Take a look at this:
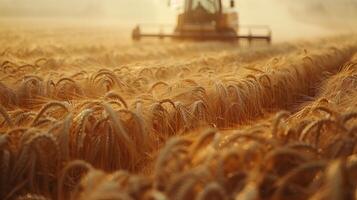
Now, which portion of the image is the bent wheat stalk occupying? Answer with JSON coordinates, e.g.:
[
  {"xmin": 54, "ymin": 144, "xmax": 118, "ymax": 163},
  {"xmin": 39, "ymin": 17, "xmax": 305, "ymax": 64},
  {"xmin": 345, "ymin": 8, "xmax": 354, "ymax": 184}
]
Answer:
[
  {"xmin": 196, "ymin": 182, "xmax": 227, "ymax": 200},
  {"xmin": 31, "ymin": 101, "xmax": 70, "ymax": 127},
  {"xmin": 0, "ymin": 105, "xmax": 14, "ymax": 128},
  {"xmin": 58, "ymin": 160, "xmax": 93, "ymax": 200},
  {"xmin": 271, "ymin": 111, "xmax": 290, "ymax": 138},
  {"xmin": 104, "ymin": 91, "xmax": 128, "ymax": 108},
  {"xmin": 273, "ymin": 161, "xmax": 327, "ymax": 200},
  {"xmin": 102, "ymin": 103, "xmax": 137, "ymax": 170}
]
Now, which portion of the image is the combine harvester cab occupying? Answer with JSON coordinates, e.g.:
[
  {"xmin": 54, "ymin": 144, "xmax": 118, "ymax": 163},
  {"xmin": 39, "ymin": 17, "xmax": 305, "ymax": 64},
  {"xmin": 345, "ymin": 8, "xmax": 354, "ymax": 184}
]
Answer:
[{"xmin": 132, "ymin": 0, "xmax": 272, "ymax": 44}]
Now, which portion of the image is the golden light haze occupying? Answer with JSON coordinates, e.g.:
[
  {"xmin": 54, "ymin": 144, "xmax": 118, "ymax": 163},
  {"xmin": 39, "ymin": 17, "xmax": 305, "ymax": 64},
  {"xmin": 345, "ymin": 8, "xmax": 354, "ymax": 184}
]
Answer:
[{"xmin": 0, "ymin": 0, "xmax": 355, "ymax": 41}]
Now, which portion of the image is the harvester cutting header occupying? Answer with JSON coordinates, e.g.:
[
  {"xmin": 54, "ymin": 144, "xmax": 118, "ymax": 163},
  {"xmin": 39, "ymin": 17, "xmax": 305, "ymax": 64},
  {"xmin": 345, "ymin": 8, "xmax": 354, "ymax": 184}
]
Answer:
[{"xmin": 132, "ymin": 0, "xmax": 272, "ymax": 44}]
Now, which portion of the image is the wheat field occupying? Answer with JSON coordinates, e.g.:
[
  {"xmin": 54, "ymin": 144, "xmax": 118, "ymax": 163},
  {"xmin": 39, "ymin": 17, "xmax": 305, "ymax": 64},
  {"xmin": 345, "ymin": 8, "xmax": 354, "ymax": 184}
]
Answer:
[{"xmin": 0, "ymin": 25, "xmax": 357, "ymax": 200}]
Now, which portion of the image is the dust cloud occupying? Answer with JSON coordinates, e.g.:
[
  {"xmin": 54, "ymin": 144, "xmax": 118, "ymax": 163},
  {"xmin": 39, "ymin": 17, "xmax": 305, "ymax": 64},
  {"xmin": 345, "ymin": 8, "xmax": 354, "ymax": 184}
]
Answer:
[{"xmin": 281, "ymin": 0, "xmax": 357, "ymax": 31}]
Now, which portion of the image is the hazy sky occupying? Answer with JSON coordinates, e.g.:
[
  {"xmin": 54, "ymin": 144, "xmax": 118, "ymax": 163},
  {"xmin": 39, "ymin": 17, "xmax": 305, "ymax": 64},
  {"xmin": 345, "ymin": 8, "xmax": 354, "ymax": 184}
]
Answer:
[
  {"xmin": 283, "ymin": 0, "xmax": 357, "ymax": 29},
  {"xmin": 0, "ymin": 0, "xmax": 356, "ymax": 40}
]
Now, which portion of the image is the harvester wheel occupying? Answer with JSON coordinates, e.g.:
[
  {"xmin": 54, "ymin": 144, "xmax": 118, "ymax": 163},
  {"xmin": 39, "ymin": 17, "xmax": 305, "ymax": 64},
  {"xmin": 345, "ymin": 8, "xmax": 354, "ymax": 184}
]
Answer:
[{"xmin": 132, "ymin": 26, "xmax": 141, "ymax": 41}]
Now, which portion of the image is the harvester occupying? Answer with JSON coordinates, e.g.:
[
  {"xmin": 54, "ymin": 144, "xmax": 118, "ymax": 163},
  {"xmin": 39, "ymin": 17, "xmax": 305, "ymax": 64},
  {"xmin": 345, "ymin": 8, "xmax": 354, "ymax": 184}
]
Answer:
[{"xmin": 132, "ymin": 0, "xmax": 272, "ymax": 44}]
